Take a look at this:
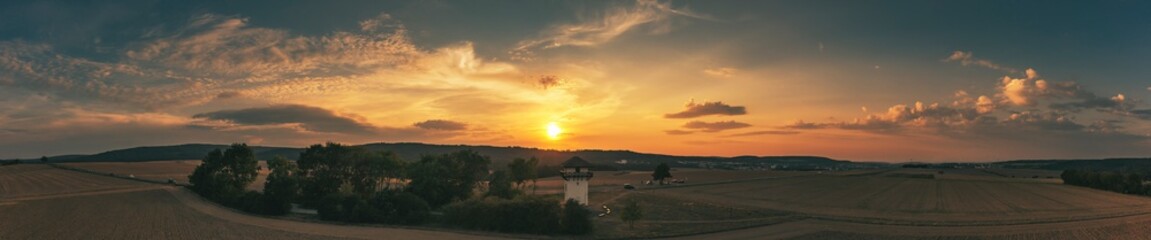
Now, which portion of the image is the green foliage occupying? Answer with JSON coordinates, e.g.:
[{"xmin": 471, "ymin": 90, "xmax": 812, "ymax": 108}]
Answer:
[
  {"xmin": 652, "ymin": 163, "xmax": 672, "ymax": 185},
  {"xmin": 315, "ymin": 191, "xmax": 430, "ymax": 225},
  {"xmin": 262, "ymin": 156, "xmax": 299, "ymax": 215},
  {"xmin": 508, "ymin": 157, "xmax": 539, "ymax": 190},
  {"xmin": 188, "ymin": 143, "xmax": 260, "ymax": 203},
  {"xmin": 486, "ymin": 170, "xmax": 518, "ymax": 199},
  {"xmin": 40, "ymin": 156, "xmax": 48, "ymax": 162},
  {"xmin": 443, "ymin": 195, "xmax": 561, "ymax": 234},
  {"xmin": 406, "ymin": 150, "xmax": 492, "ymax": 208},
  {"xmin": 297, "ymin": 143, "xmax": 405, "ymax": 207},
  {"xmin": 620, "ymin": 199, "xmax": 643, "ymax": 229},
  {"xmin": 1062, "ymin": 169, "xmax": 1148, "ymax": 195},
  {"xmin": 561, "ymin": 199, "xmax": 593, "ymax": 235}
]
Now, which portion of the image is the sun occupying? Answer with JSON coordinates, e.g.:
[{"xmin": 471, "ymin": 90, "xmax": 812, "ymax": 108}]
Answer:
[{"xmin": 546, "ymin": 122, "xmax": 563, "ymax": 140}]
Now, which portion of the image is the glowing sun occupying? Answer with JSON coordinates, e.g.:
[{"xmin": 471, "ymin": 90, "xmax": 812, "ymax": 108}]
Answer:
[{"xmin": 546, "ymin": 122, "xmax": 563, "ymax": 140}]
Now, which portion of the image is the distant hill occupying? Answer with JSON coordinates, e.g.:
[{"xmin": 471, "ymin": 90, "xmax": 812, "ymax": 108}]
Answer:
[{"xmin": 46, "ymin": 142, "xmax": 857, "ymax": 170}]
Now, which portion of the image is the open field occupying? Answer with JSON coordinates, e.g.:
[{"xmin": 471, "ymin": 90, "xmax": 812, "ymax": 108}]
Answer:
[
  {"xmin": 0, "ymin": 164, "xmax": 155, "ymax": 199},
  {"xmin": 61, "ymin": 161, "xmax": 271, "ymax": 191},
  {"xmin": 533, "ymin": 168, "xmax": 814, "ymax": 194},
  {"xmin": 657, "ymin": 169, "xmax": 1151, "ymax": 225},
  {"xmin": 29, "ymin": 161, "xmax": 1151, "ymax": 239},
  {"xmin": 0, "ymin": 164, "xmax": 508, "ymax": 240}
]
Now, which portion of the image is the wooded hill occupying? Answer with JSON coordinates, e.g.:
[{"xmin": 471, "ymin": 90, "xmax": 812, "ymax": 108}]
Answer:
[{"xmin": 41, "ymin": 142, "xmax": 851, "ymax": 170}]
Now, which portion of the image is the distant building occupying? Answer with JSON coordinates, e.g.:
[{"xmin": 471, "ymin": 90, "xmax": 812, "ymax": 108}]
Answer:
[{"xmin": 561, "ymin": 156, "xmax": 594, "ymax": 205}]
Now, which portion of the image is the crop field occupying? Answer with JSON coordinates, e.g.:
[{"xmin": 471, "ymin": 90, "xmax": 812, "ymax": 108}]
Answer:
[
  {"xmin": 0, "ymin": 189, "xmax": 349, "ymax": 240},
  {"xmin": 0, "ymin": 164, "xmax": 506, "ymax": 240},
  {"xmin": 0, "ymin": 164, "xmax": 154, "ymax": 199},
  {"xmin": 637, "ymin": 169, "xmax": 1151, "ymax": 239},
  {"xmin": 657, "ymin": 169, "xmax": 1151, "ymax": 225},
  {"xmin": 61, "ymin": 161, "xmax": 271, "ymax": 191},
  {"xmin": 21, "ymin": 161, "xmax": 1151, "ymax": 239},
  {"xmin": 532, "ymin": 169, "xmax": 812, "ymax": 194}
]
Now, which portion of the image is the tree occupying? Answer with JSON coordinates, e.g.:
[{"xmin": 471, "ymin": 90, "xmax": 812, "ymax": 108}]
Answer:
[
  {"xmin": 508, "ymin": 157, "xmax": 539, "ymax": 192},
  {"xmin": 620, "ymin": 198, "xmax": 643, "ymax": 229},
  {"xmin": 297, "ymin": 143, "xmax": 372, "ymax": 206},
  {"xmin": 561, "ymin": 199, "xmax": 593, "ymax": 235},
  {"xmin": 407, "ymin": 150, "xmax": 492, "ymax": 208},
  {"xmin": 188, "ymin": 143, "xmax": 260, "ymax": 203},
  {"xmin": 39, "ymin": 156, "xmax": 47, "ymax": 162},
  {"xmin": 652, "ymin": 163, "xmax": 672, "ymax": 185},
  {"xmin": 486, "ymin": 170, "xmax": 517, "ymax": 199},
  {"xmin": 262, "ymin": 156, "xmax": 299, "ymax": 215}
]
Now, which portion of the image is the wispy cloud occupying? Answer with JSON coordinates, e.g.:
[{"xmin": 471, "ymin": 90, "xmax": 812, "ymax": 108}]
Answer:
[
  {"xmin": 682, "ymin": 120, "xmax": 751, "ymax": 132},
  {"xmin": 944, "ymin": 51, "xmax": 1018, "ymax": 73},
  {"xmin": 703, "ymin": 67, "xmax": 735, "ymax": 78},
  {"xmin": 512, "ymin": 0, "xmax": 712, "ymax": 57},
  {"xmin": 726, "ymin": 130, "xmax": 799, "ymax": 137}
]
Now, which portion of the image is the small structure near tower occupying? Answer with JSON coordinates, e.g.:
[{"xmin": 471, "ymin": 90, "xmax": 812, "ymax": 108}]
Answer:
[{"xmin": 561, "ymin": 156, "xmax": 594, "ymax": 205}]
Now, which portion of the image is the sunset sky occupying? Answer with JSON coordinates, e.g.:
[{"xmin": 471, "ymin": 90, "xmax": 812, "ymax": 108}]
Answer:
[{"xmin": 2, "ymin": 0, "xmax": 1151, "ymax": 161}]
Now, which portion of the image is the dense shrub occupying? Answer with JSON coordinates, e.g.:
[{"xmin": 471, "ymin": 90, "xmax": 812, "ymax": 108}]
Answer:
[
  {"xmin": 560, "ymin": 199, "xmax": 593, "ymax": 235},
  {"xmin": 1062, "ymin": 169, "xmax": 1149, "ymax": 195},
  {"xmin": 316, "ymin": 191, "xmax": 431, "ymax": 225},
  {"xmin": 443, "ymin": 195, "xmax": 562, "ymax": 234}
]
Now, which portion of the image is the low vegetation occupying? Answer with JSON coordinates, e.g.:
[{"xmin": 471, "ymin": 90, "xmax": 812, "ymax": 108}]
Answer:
[{"xmin": 1061, "ymin": 169, "xmax": 1149, "ymax": 195}]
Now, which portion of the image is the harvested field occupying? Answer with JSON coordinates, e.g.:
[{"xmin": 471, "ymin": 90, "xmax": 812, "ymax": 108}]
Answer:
[
  {"xmin": 657, "ymin": 170, "xmax": 1151, "ymax": 225},
  {"xmin": 533, "ymin": 169, "xmax": 813, "ymax": 194},
  {"xmin": 62, "ymin": 161, "xmax": 271, "ymax": 191},
  {"xmin": 0, "ymin": 189, "xmax": 348, "ymax": 240},
  {"xmin": 0, "ymin": 165, "xmax": 509, "ymax": 240},
  {"xmin": 0, "ymin": 164, "xmax": 154, "ymax": 199}
]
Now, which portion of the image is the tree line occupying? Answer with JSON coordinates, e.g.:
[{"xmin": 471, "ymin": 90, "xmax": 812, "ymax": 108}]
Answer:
[
  {"xmin": 188, "ymin": 142, "xmax": 592, "ymax": 235},
  {"xmin": 1061, "ymin": 169, "xmax": 1149, "ymax": 195}
]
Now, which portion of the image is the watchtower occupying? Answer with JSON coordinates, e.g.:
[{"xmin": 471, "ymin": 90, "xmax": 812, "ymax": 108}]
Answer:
[{"xmin": 561, "ymin": 156, "xmax": 594, "ymax": 205}]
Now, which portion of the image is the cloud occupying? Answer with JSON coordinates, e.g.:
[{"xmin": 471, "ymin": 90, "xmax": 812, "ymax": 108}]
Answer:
[
  {"xmin": 664, "ymin": 100, "xmax": 747, "ymax": 118},
  {"xmin": 682, "ymin": 120, "xmax": 751, "ymax": 132},
  {"xmin": 537, "ymin": 75, "xmax": 563, "ymax": 89},
  {"xmin": 192, "ymin": 104, "xmax": 375, "ymax": 134},
  {"xmin": 782, "ymin": 120, "xmax": 829, "ymax": 130},
  {"xmin": 512, "ymin": 0, "xmax": 712, "ymax": 56},
  {"xmin": 664, "ymin": 129, "xmax": 694, "ymax": 135},
  {"xmin": 726, "ymin": 130, "xmax": 799, "ymax": 137},
  {"xmin": 944, "ymin": 51, "xmax": 1018, "ymax": 73},
  {"xmin": 413, "ymin": 119, "xmax": 468, "ymax": 131},
  {"xmin": 703, "ymin": 67, "xmax": 735, "ymax": 78}
]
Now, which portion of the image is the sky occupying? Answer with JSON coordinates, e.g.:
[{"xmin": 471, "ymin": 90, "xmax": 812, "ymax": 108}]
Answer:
[{"xmin": 2, "ymin": 0, "xmax": 1151, "ymax": 162}]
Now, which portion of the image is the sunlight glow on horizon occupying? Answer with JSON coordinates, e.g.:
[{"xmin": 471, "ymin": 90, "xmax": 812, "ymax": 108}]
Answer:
[{"xmin": 546, "ymin": 122, "xmax": 563, "ymax": 140}]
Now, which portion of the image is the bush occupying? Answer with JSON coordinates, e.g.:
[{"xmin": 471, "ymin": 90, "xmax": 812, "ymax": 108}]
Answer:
[
  {"xmin": 561, "ymin": 199, "xmax": 593, "ymax": 235},
  {"xmin": 443, "ymin": 195, "xmax": 561, "ymax": 234},
  {"xmin": 315, "ymin": 191, "xmax": 431, "ymax": 225}
]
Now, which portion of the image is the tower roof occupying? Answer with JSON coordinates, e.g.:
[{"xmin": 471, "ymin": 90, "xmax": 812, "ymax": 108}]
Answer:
[{"xmin": 562, "ymin": 156, "xmax": 593, "ymax": 168}]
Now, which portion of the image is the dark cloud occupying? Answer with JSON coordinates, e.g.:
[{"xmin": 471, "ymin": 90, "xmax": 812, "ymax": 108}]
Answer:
[
  {"xmin": 664, "ymin": 130, "xmax": 694, "ymax": 135},
  {"xmin": 726, "ymin": 130, "xmax": 799, "ymax": 137},
  {"xmin": 413, "ymin": 119, "xmax": 468, "ymax": 131},
  {"xmin": 682, "ymin": 120, "xmax": 751, "ymax": 132},
  {"xmin": 664, "ymin": 101, "xmax": 747, "ymax": 119},
  {"xmin": 192, "ymin": 104, "xmax": 375, "ymax": 134},
  {"xmin": 215, "ymin": 91, "xmax": 243, "ymax": 99},
  {"xmin": 1130, "ymin": 109, "xmax": 1151, "ymax": 119},
  {"xmin": 537, "ymin": 75, "xmax": 561, "ymax": 89}
]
